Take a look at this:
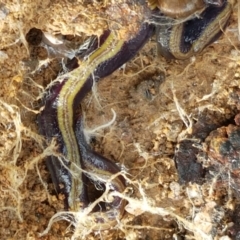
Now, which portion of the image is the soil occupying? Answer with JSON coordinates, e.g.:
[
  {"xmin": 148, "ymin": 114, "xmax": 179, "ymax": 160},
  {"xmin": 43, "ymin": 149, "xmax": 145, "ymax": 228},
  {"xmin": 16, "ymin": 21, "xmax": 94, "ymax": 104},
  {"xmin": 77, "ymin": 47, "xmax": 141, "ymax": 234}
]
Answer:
[{"xmin": 0, "ymin": 0, "xmax": 240, "ymax": 239}]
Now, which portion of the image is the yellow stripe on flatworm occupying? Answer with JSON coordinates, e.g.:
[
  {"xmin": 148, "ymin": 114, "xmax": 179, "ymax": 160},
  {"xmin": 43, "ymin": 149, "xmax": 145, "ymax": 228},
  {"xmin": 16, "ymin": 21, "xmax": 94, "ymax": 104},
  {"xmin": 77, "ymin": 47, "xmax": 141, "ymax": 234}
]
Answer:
[
  {"xmin": 83, "ymin": 161, "xmax": 126, "ymax": 229},
  {"xmin": 169, "ymin": 2, "xmax": 231, "ymax": 59},
  {"xmin": 192, "ymin": 2, "xmax": 232, "ymax": 53},
  {"xmin": 147, "ymin": 0, "xmax": 158, "ymax": 10},
  {"xmin": 57, "ymin": 32, "xmax": 124, "ymax": 210}
]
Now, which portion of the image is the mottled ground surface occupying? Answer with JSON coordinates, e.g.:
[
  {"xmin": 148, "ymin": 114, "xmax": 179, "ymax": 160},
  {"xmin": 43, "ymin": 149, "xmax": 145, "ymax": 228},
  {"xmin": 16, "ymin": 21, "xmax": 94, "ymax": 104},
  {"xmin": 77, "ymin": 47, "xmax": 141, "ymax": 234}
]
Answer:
[{"xmin": 0, "ymin": 1, "xmax": 240, "ymax": 239}]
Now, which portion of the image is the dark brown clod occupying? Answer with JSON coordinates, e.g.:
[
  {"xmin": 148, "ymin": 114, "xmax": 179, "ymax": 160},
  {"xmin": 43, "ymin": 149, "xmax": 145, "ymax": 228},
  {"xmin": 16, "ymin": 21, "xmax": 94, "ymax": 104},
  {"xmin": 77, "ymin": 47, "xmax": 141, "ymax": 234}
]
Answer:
[
  {"xmin": 205, "ymin": 124, "xmax": 240, "ymax": 175},
  {"xmin": 175, "ymin": 140, "xmax": 205, "ymax": 184},
  {"xmin": 26, "ymin": 28, "xmax": 43, "ymax": 46},
  {"xmin": 174, "ymin": 110, "xmax": 224, "ymax": 184}
]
